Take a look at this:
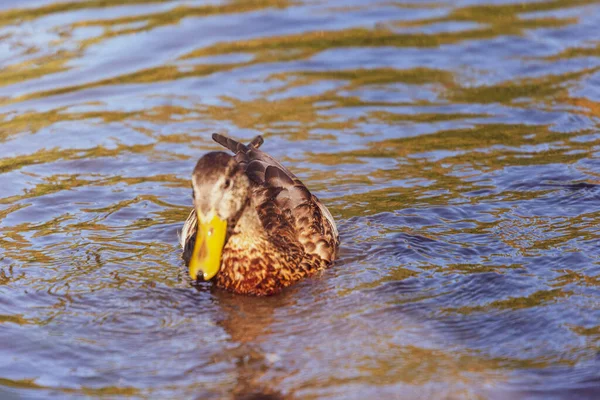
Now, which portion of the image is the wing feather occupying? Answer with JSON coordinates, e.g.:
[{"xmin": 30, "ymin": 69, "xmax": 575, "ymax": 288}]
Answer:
[{"xmin": 212, "ymin": 134, "xmax": 339, "ymax": 262}]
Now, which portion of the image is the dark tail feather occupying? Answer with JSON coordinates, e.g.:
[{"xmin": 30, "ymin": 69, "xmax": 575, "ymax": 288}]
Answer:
[
  {"xmin": 212, "ymin": 133, "xmax": 247, "ymax": 154},
  {"xmin": 249, "ymin": 135, "xmax": 264, "ymax": 149},
  {"xmin": 212, "ymin": 133, "xmax": 264, "ymax": 153}
]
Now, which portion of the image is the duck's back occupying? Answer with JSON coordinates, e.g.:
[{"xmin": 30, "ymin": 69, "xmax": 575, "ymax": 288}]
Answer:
[{"xmin": 212, "ymin": 134, "xmax": 339, "ymax": 263}]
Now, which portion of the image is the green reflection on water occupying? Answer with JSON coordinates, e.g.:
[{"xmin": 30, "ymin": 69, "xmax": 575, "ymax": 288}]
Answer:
[{"xmin": 448, "ymin": 288, "xmax": 573, "ymax": 314}]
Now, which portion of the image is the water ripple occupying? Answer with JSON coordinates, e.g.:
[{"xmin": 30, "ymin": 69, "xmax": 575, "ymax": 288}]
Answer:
[{"xmin": 0, "ymin": 0, "xmax": 599, "ymax": 398}]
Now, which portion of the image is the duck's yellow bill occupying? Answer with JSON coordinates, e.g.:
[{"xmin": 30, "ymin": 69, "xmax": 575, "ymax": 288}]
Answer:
[{"xmin": 189, "ymin": 213, "xmax": 227, "ymax": 281}]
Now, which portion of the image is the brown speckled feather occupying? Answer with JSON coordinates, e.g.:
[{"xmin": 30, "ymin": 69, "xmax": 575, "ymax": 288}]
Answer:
[
  {"xmin": 181, "ymin": 134, "xmax": 339, "ymax": 296},
  {"xmin": 213, "ymin": 133, "xmax": 339, "ymax": 259}
]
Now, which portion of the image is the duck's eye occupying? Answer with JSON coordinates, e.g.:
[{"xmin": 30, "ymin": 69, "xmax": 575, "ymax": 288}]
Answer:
[{"xmin": 223, "ymin": 179, "xmax": 231, "ymax": 189}]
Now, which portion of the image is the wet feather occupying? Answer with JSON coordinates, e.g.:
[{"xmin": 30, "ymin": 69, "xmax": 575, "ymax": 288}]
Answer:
[{"xmin": 181, "ymin": 134, "xmax": 339, "ymax": 295}]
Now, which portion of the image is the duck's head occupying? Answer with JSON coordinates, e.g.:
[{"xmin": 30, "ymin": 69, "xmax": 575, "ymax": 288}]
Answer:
[{"xmin": 189, "ymin": 151, "xmax": 250, "ymax": 281}]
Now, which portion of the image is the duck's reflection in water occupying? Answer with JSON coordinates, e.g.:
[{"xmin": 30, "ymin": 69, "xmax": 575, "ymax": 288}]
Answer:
[{"xmin": 194, "ymin": 284, "xmax": 303, "ymax": 399}]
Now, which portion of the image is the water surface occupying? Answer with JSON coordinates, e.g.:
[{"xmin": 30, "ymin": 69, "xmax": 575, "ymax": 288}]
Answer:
[{"xmin": 1, "ymin": 0, "xmax": 600, "ymax": 398}]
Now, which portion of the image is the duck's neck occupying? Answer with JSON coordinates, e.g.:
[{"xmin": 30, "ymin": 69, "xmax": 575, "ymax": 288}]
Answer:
[{"xmin": 233, "ymin": 200, "xmax": 263, "ymax": 236}]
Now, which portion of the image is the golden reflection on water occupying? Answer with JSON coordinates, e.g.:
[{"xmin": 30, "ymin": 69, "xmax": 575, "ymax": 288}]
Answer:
[{"xmin": 0, "ymin": 0, "xmax": 599, "ymax": 398}]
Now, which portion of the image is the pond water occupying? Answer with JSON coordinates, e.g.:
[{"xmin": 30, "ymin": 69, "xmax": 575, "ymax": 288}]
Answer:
[{"xmin": 1, "ymin": 0, "xmax": 600, "ymax": 398}]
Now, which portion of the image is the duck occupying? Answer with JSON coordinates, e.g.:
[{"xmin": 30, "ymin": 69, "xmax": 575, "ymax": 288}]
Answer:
[{"xmin": 180, "ymin": 133, "xmax": 339, "ymax": 296}]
